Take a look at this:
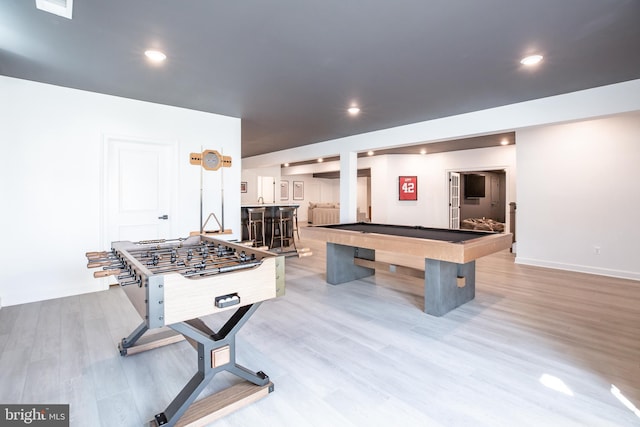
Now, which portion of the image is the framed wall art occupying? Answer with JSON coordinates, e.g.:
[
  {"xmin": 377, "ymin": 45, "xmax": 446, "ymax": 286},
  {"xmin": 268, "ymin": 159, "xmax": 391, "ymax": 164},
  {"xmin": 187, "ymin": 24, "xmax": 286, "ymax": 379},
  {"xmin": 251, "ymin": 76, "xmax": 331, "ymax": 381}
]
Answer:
[
  {"xmin": 399, "ymin": 176, "xmax": 417, "ymax": 200},
  {"xmin": 280, "ymin": 180, "xmax": 289, "ymax": 200},
  {"xmin": 293, "ymin": 181, "xmax": 304, "ymax": 200}
]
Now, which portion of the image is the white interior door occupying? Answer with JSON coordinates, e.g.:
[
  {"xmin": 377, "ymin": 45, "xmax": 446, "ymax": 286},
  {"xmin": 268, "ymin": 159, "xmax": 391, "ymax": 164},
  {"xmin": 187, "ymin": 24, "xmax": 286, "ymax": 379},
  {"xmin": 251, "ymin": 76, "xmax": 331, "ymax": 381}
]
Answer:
[
  {"xmin": 258, "ymin": 176, "xmax": 275, "ymax": 203},
  {"xmin": 449, "ymin": 172, "xmax": 460, "ymax": 229},
  {"xmin": 105, "ymin": 136, "xmax": 175, "ymax": 242}
]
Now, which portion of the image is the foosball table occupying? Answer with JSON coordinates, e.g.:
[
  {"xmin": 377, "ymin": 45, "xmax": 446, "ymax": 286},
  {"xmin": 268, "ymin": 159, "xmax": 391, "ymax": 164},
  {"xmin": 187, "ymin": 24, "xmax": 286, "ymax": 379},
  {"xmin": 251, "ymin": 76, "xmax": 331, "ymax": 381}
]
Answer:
[{"xmin": 86, "ymin": 235, "xmax": 284, "ymax": 426}]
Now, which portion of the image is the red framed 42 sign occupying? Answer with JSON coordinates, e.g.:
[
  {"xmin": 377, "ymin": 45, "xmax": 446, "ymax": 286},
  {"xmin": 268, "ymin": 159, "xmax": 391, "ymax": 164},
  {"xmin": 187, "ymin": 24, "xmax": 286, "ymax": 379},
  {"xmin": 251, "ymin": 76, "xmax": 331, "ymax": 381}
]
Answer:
[{"xmin": 399, "ymin": 176, "xmax": 418, "ymax": 200}]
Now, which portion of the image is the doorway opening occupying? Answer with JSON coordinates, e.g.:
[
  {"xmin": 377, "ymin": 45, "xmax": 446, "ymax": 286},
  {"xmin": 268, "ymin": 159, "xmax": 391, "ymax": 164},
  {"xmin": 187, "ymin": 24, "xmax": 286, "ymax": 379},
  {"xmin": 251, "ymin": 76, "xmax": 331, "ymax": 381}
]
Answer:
[{"xmin": 451, "ymin": 170, "xmax": 507, "ymax": 233}]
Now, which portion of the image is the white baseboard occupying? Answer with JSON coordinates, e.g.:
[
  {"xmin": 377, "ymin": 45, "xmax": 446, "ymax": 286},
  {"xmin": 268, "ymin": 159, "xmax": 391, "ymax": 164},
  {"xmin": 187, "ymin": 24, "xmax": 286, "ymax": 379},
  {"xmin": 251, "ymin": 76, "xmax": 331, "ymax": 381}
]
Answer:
[{"xmin": 515, "ymin": 257, "xmax": 640, "ymax": 282}]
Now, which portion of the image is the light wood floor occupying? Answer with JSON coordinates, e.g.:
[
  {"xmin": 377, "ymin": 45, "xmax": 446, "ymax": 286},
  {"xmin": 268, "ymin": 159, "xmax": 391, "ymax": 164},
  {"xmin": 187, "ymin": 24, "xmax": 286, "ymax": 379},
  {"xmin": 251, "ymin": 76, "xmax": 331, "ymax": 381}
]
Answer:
[{"xmin": 1, "ymin": 237, "xmax": 639, "ymax": 426}]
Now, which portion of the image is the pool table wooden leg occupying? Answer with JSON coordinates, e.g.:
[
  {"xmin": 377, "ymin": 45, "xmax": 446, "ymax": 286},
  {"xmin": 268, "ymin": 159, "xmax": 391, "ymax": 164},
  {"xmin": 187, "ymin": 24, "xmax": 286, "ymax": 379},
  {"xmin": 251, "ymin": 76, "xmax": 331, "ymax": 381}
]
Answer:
[
  {"xmin": 326, "ymin": 243, "xmax": 375, "ymax": 284},
  {"xmin": 424, "ymin": 259, "xmax": 475, "ymax": 316}
]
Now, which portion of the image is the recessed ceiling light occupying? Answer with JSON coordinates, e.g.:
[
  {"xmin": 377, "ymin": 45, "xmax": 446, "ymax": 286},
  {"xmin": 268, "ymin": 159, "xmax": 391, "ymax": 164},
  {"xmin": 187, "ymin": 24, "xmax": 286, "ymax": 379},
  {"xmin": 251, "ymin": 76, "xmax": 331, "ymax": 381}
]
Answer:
[
  {"xmin": 145, "ymin": 49, "xmax": 167, "ymax": 63},
  {"xmin": 283, "ymin": 163, "xmax": 289, "ymax": 167},
  {"xmin": 317, "ymin": 158, "xmax": 323, "ymax": 163},
  {"xmin": 347, "ymin": 106, "xmax": 360, "ymax": 115},
  {"xmin": 36, "ymin": 0, "xmax": 73, "ymax": 19},
  {"xmin": 367, "ymin": 151, "xmax": 374, "ymax": 156},
  {"xmin": 500, "ymin": 139, "xmax": 509, "ymax": 146},
  {"xmin": 520, "ymin": 54, "xmax": 543, "ymax": 66},
  {"xmin": 420, "ymin": 148, "xmax": 427, "ymax": 155}
]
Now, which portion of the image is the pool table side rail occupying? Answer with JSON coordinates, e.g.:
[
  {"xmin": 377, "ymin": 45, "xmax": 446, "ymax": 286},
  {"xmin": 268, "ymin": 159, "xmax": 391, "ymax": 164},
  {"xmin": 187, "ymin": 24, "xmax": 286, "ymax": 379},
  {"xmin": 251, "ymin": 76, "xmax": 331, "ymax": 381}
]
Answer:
[{"xmin": 302, "ymin": 225, "xmax": 513, "ymax": 264}]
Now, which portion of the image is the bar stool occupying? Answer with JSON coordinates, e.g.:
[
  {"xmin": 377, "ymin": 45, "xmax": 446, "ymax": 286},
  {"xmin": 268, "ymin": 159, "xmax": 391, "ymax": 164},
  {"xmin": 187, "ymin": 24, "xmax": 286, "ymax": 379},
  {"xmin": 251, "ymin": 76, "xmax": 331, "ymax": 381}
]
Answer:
[
  {"xmin": 271, "ymin": 207, "xmax": 297, "ymax": 250},
  {"xmin": 291, "ymin": 206, "xmax": 300, "ymax": 240},
  {"xmin": 246, "ymin": 207, "xmax": 266, "ymax": 248}
]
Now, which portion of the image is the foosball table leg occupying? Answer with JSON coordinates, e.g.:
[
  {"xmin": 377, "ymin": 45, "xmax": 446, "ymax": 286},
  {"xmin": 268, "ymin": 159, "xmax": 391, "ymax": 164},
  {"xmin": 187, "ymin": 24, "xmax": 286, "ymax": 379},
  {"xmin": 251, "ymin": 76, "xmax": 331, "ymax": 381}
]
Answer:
[
  {"xmin": 151, "ymin": 303, "xmax": 274, "ymax": 427},
  {"xmin": 118, "ymin": 321, "xmax": 148, "ymax": 356}
]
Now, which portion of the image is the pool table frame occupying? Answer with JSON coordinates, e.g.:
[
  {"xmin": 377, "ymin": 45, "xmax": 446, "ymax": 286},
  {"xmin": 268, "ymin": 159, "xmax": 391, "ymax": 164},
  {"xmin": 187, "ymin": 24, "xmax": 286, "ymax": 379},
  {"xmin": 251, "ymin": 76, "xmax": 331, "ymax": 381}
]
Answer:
[{"xmin": 303, "ymin": 223, "xmax": 513, "ymax": 316}]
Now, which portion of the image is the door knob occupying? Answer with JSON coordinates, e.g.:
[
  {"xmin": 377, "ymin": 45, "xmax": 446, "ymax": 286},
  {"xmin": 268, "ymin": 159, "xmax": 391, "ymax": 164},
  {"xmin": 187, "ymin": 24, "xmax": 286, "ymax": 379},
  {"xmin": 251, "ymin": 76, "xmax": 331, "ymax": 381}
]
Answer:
[{"xmin": 158, "ymin": 214, "xmax": 169, "ymax": 220}]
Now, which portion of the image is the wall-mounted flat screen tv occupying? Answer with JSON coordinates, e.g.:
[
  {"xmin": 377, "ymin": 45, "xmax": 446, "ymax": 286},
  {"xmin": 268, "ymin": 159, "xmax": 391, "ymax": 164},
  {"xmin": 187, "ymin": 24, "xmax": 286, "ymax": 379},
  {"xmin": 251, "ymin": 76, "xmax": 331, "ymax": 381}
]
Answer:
[{"xmin": 464, "ymin": 174, "xmax": 485, "ymax": 198}]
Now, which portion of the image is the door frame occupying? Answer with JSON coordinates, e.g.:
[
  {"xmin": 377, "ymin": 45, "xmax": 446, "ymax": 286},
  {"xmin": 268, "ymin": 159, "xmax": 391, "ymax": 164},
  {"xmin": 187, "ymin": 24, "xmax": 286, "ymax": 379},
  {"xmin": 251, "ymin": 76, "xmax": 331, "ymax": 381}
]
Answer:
[
  {"xmin": 446, "ymin": 166, "xmax": 512, "ymax": 233},
  {"xmin": 101, "ymin": 134, "xmax": 179, "ymax": 249},
  {"xmin": 449, "ymin": 172, "xmax": 461, "ymax": 229}
]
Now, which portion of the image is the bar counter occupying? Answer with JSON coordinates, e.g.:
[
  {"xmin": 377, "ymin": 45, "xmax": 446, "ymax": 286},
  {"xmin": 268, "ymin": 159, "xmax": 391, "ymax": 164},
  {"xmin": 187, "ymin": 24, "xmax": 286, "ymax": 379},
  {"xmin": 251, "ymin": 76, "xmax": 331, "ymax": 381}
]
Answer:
[{"xmin": 240, "ymin": 204, "xmax": 300, "ymax": 248}]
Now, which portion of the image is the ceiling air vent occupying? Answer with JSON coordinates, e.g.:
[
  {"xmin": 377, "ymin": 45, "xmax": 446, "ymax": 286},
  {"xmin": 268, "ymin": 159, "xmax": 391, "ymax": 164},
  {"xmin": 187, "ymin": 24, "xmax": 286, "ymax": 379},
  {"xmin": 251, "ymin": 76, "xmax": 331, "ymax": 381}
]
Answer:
[{"xmin": 36, "ymin": 0, "xmax": 73, "ymax": 19}]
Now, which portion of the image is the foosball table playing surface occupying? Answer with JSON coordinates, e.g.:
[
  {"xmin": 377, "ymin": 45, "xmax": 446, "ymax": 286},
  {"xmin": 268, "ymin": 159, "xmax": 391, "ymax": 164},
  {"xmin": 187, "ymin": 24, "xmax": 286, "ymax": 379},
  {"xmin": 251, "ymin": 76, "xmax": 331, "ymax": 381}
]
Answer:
[{"xmin": 86, "ymin": 234, "xmax": 285, "ymax": 427}]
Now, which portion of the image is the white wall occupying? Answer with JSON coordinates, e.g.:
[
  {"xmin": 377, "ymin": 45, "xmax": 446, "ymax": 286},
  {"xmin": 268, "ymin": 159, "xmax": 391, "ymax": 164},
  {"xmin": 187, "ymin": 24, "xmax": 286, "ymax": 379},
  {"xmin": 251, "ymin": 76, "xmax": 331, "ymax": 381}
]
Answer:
[
  {"xmin": 276, "ymin": 147, "xmax": 516, "ymax": 227},
  {"xmin": 357, "ymin": 176, "xmax": 370, "ymax": 219},
  {"xmin": 242, "ymin": 165, "xmax": 341, "ymax": 221},
  {"xmin": 278, "ymin": 174, "xmax": 337, "ymax": 222},
  {"xmin": 0, "ymin": 76, "xmax": 241, "ymax": 306},
  {"xmin": 516, "ymin": 113, "xmax": 640, "ymax": 280},
  {"xmin": 243, "ymin": 80, "xmax": 640, "ymax": 282},
  {"xmin": 277, "ymin": 171, "xmax": 368, "ymax": 221},
  {"xmin": 358, "ymin": 147, "xmax": 516, "ymax": 227},
  {"xmin": 241, "ymin": 166, "xmax": 281, "ymax": 205}
]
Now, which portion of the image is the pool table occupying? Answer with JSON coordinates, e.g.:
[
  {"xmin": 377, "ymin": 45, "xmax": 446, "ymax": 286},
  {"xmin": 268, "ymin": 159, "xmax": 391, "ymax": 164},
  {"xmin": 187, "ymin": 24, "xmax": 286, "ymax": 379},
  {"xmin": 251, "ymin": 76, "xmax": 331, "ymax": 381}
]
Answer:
[{"xmin": 302, "ymin": 222, "xmax": 513, "ymax": 316}]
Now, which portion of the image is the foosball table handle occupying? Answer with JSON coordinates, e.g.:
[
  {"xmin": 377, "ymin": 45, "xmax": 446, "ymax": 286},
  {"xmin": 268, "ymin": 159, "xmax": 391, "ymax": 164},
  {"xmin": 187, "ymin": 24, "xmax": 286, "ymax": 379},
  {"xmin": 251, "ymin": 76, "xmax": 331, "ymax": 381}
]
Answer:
[{"xmin": 94, "ymin": 269, "xmax": 121, "ymax": 278}]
